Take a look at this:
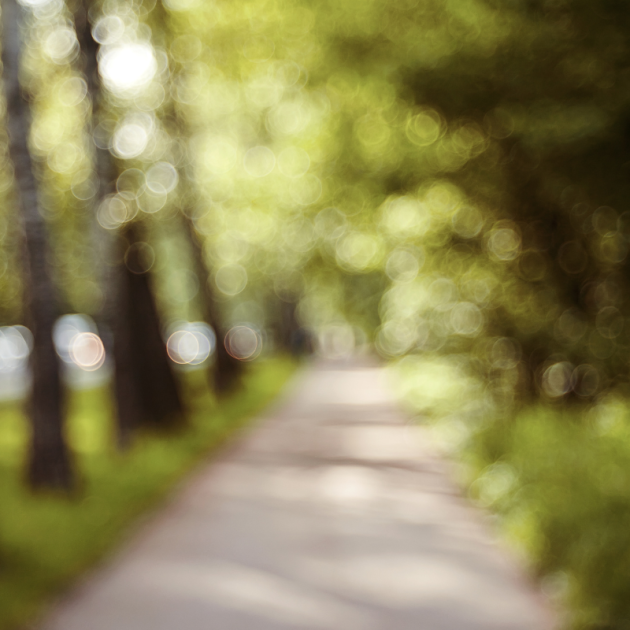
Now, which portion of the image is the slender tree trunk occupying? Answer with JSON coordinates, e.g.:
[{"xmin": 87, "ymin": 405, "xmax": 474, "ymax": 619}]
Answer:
[
  {"xmin": 73, "ymin": 0, "xmax": 184, "ymax": 444},
  {"xmin": 280, "ymin": 298, "xmax": 305, "ymax": 356},
  {"xmin": 1, "ymin": 0, "xmax": 73, "ymax": 489},
  {"xmin": 180, "ymin": 205, "xmax": 243, "ymax": 394},
  {"xmin": 148, "ymin": 0, "xmax": 243, "ymax": 394},
  {"xmin": 270, "ymin": 294, "xmax": 306, "ymax": 356},
  {"xmin": 74, "ymin": 0, "xmax": 117, "ymax": 258}
]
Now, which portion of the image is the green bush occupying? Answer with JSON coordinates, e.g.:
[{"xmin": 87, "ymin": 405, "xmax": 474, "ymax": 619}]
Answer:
[
  {"xmin": 392, "ymin": 357, "xmax": 630, "ymax": 629},
  {"xmin": 470, "ymin": 403, "xmax": 630, "ymax": 630}
]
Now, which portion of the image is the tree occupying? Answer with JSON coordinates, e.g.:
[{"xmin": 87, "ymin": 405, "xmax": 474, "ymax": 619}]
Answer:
[
  {"xmin": 1, "ymin": 0, "xmax": 73, "ymax": 489},
  {"xmin": 113, "ymin": 222, "xmax": 184, "ymax": 443},
  {"xmin": 150, "ymin": 0, "xmax": 243, "ymax": 394},
  {"xmin": 73, "ymin": 0, "xmax": 184, "ymax": 444},
  {"xmin": 180, "ymin": 202, "xmax": 244, "ymax": 393}
]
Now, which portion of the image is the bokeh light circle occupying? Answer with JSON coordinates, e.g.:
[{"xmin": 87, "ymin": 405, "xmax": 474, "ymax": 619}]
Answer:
[
  {"xmin": 243, "ymin": 146, "xmax": 276, "ymax": 178},
  {"xmin": 53, "ymin": 315, "xmax": 106, "ymax": 372},
  {"xmin": 215, "ymin": 265, "xmax": 248, "ymax": 296},
  {"xmin": 224, "ymin": 325, "xmax": 262, "ymax": 361},
  {"xmin": 542, "ymin": 362, "xmax": 574, "ymax": 398},
  {"xmin": 69, "ymin": 333, "xmax": 106, "ymax": 371},
  {"xmin": 166, "ymin": 322, "xmax": 215, "ymax": 366},
  {"xmin": 146, "ymin": 162, "xmax": 179, "ymax": 194},
  {"xmin": 100, "ymin": 43, "xmax": 157, "ymax": 95},
  {"xmin": 124, "ymin": 242, "xmax": 155, "ymax": 274}
]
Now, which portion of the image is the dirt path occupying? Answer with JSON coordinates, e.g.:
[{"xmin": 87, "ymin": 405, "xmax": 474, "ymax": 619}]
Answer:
[{"xmin": 40, "ymin": 359, "xmax": 556, "ymax": 630}]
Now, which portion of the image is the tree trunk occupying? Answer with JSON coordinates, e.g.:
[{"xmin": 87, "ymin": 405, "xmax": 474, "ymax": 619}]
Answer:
[
  {"xmin": 180, "ymin": 211, "xmax": 243, "ymax": 394},
  {"xmin": 73, "ymin": 0, "xmax": 117, "ymax": 245},
  {"xmin": 150, "ymin": 0, "xmax": 243, "ymax": 394},
  {"xmin": 73, "ymin": 0, "xmax": 184, "ymax": 444},
  {"xmin": 114, "ymin": 224, "xmax": 184, "ymax": 445},
  {"xmin": 1, "ymin": 0, "xmax": 73, "ymax": 490},
  {"xmin": 270, "ymin": 294, "xmax": 309, "ymax": 357}
]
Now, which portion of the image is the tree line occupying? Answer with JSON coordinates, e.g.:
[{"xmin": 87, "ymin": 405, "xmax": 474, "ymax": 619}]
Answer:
[
  {"xmin": 1, "ymin": 0, "xmax": 249, "ymax": 492},
  {"xmin": 3, "ymin": 0, "xmax": 630, "ymax": 497}
]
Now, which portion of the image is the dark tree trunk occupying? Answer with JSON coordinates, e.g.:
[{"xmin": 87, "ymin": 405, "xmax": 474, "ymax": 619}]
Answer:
[
  {"xmin": 114, "ymin": 225, "xmax": 184, "ymax": 446},
  {"xmin": 74, "ymin": 0, "xmax": 116, "ymax": 199},
  {"xmin": 270, "ymin": 294, "xmax": 308, "ymax": 356},
  {"xmin": 180, "ymin": 211, "xmax": 243, "ymax": 394},
  {"xmin": 112, "ymin": 228, "xmax": 185, "ymax": 444},
  {"xmin": 1, "ymin": 0, "xmax": 73, "ymax": 490},
  {"xmin": 73, "ymin": 0, "xmax": 117, "ymax": 297},
  {"xmin": 73, "ymin": 0, "xmax": 184, "ymax": 444},
  {"xmin": 279, "ymin": 299, "xmax": 298, "ymax": 353}
]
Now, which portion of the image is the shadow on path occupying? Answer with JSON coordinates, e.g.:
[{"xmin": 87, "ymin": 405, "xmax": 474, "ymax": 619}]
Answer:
[{"xmin": 40, "ymin": 359, "xmax": 556, "ymax": 630}]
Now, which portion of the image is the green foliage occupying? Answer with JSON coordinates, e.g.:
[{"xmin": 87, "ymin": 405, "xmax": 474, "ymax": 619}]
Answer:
[
  {"xmin": 393, "ymin": 357, "xmax": 630, "ymax": 629},
  {"xmin": 0, "ymin": 357, "xmax": 296, "ymax": 630},
  {"xmin": 469, "ymin": 404, "xmax": 630, "ymax": 629}
]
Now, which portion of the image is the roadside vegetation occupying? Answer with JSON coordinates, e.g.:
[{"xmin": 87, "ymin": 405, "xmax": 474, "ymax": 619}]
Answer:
[
  {"xmin": 0, "ymin": 358, "xmax": 296, "ymax": 630},
  {"xmin": 393, "ymin": 356, "xmax": 630, "ymax": 628}
]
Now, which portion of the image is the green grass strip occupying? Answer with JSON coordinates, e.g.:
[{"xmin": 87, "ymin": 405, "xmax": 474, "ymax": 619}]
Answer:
[{"xmin": 0, "ymin": 356, "xmax": 297, "ymax": 630}]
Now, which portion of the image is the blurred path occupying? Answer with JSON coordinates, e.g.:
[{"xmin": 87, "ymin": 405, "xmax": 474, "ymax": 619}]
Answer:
[{"xmin": 41, "ymin": 359, "xmax": 555, "ymax": 630}]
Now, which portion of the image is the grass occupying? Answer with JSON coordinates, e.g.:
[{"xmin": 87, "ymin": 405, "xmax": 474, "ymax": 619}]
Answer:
[
  {"xmin": 390, "ymin": 355, "xmax": 630, "ymax": 630},
  {"xmin": 0, "ymin": 356, "xmax": 297, "ymax": 630}
]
